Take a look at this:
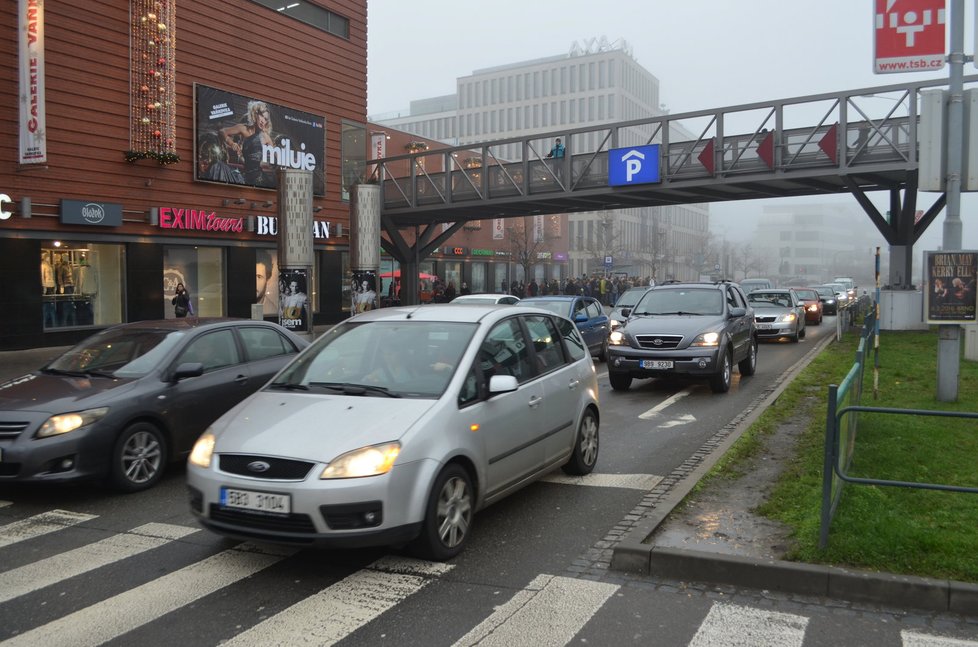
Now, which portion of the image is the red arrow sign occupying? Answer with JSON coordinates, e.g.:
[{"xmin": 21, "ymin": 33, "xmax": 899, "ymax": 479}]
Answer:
[
  {"xmin": 697, "ymin": 138, "xmax": 715, "ymax": 175},
  {"xmin": 874, "ymin": 0, "xmax": 946, "ymax": 74},
  {"xmin": 818, "ymin": 123, "xmax": 839, "ymax": 164},
  {"xmin": 757, "ymin": 131, "xmax": 775, "ymax": 169}
]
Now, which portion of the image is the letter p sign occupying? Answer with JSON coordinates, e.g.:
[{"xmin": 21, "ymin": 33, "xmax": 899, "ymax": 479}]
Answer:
[{"xmin": 609, "ymin": 145, "xmax": 660, "ymax": 186}]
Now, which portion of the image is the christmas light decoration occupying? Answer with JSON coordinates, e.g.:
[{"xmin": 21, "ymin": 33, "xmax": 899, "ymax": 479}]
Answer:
[{"xmin": 127, "ymin": 0, "xmax": 178, "ymax": 165}]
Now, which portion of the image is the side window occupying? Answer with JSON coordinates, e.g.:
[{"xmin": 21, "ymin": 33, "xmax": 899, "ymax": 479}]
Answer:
[
  {"xmin": 178, "ymin": 330, "xmax": 240, "ymax": 372},
  {"xmin": 573, "ymin": 299, "xmax": 588, "ymax": 318},
  {"xmin": 556, "ymin": 316, "xmax": 587, "ymax": 361},
  {"xmin": 238, "ymin": 326, "xmax": 295, "ymax": 361},
  {"xmin": 586, "ymin": 301, "xmax": 603, "ymax": 319},
  {"xmin": 458, "ymin": 366, "xmax": 481, "ymax": 407},
  {"xmin": 523, "ymin": 315, "xmax": 566, "ymax": 373},
  {"xmin": 478, "ymin": 318, "xmax": 534, "ymax": 383},
  {"xmin": 725, "ymin": 287, "xmax": 740, "ymax": 310}
]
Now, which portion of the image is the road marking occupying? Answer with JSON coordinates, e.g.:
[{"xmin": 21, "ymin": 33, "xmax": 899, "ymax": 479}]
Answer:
[
  {"xmin": 903, "ymin": 631, "xmax": 978, "ymax": 646},
  {"xmin": 1, "ymin": 542, "xmax": 295, "ymax": 647},
  {"xmin": 541, "ymin": 472, "xmax": 663, "ymax": 490},
  {"xmin": 689, "ymin": 602, "xmax": 808, "ymax": 647},
  {"xmin": 452, "ymin": 574, "xmax": 618, "ymax": 647},
  {"xmin": 0, "ymin": 510, "xmax": 96, "ymax": 549},
  {"xmin": 638, "ymin": 387, "xmax": 693, "ymax": 419},
  {"xmin": 658, "ymin": 413, "xmax": 697, "ymax": 428},
  {"xmin": 225, "ymin": 557, "xmax": 453, "ymax": 647},
  {"xmin": 0, "ymin": 501, "xmax": 11, "ymax": 508},
  {"xmin": 0, "ymin": 522, "xmax": 198, "ymax": 604}
]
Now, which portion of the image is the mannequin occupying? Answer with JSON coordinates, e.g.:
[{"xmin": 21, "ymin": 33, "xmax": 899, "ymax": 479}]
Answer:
[
  {"xmin": 75, "ymin": 256, "xmax": 98, "ymax": 325},
  {"xmin": 40, "ymin": 253, "xmax": 55, "ymax": 294},
  {"xmin": 56, "ymin": 254, "xmax": 75, "ymax": 295}
]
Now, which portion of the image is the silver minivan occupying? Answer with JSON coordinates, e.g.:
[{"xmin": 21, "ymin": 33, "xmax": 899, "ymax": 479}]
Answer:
[{"xmin": 187, "ymin": 305, "xmax": 600, "ymax": 560}]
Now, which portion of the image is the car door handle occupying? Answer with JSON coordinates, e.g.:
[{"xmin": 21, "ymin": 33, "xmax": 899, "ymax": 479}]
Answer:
[
  {"xmin": 234, "ymin": 374, "xmax": 248, "ymax": 385},
  {"xmin": 527, "ymin": 395, "xmax": 543, "ymax": 408},
  {"xmin": 568, "ymin": 379, "xmax": 579, "ymax": 389}
]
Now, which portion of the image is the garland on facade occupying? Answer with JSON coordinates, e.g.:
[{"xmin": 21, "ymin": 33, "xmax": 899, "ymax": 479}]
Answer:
[{"xmin": 127, "ymin": 0, "xmax": 178, "ymax": 166}]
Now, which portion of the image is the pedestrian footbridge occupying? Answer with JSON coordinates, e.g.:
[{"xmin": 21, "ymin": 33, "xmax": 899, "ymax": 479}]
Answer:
[{"xmin": 363, "ymin": 75, "xmax": 978, "ymax": 300}]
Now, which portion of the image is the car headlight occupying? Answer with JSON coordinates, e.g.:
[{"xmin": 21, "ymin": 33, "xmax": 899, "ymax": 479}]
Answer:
[
  {"xmin": 35, "ymin": 407, "xmax": 109, "ymax": 438},
  {"xmin": 189, "ymin": 432, "xmax": 216, "ymax": 468},
  {"xmin": 807, "ymin": 304, "xmax": 818, "ymax": 312},
  {"xmin": 321, "ymin": 442, "xmax": 401, "ymax": 479},
  {"xmin": 779, "ymin": 313, "xmax": 797, "ymax": 323},
  {"xmin": 825, "ymin": 299, "xmax": 835, "ymax": 304},
  {"xmin": 609, "ymin": 330, "xmax": 626, "ymax": 345},
  {"xmin": 690, "ymin": 332, "xmax": 720, "ymax": 347},
  {"xmin": 609, "ymin": 319, "xmax": 622, "ymax": 330}
]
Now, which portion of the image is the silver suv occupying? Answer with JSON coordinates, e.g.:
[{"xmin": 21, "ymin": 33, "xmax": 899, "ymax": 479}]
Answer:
[{"xmin": 606, "ymin": 281, "xmax": 757, "ymax": 393}]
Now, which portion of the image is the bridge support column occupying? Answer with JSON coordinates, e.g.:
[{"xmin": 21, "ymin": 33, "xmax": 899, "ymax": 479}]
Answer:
[{"xmin": 350, "ymin": 183, "xmax": 381, "ymax": 313}]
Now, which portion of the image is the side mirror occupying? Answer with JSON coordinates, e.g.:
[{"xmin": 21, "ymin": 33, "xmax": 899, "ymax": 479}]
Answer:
[
  {"xmin": 621, "ymin": 307, "xmax": 632, "ymax": 318},
  {"xmin": 488, "ymin": 374, "xmax": 518, "ymax": 395},
  {"xmin": 173, "ymin": 362, "xmax": 204, "ymax": 381},
  {"xmin": 574, "ymin": 313, "xmax": 588, "ymax": 323},
  {"xmin": 729, "ymin": 306, "xmax": 747, "ymax": 318}
]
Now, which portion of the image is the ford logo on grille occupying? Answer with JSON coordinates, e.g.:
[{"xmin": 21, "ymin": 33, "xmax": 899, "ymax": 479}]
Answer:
[
  {"xmin": 247, "ymin": 461, "xmax": 271, "ymax": 473},
  {"xmin": 652, "ymin": 338, "xmax": 664, "ymax": 346}
]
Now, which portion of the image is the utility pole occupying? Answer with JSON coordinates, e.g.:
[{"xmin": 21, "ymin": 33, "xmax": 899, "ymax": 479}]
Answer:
[{"xmin": 937, "ymin": 0, "xmax": 965, "ymax": 401}]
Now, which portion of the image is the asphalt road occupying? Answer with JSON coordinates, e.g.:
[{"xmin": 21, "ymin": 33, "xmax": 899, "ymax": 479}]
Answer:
[{"xmin": 0, "ymin": 318, "xmax": 975, "ymax": 645}]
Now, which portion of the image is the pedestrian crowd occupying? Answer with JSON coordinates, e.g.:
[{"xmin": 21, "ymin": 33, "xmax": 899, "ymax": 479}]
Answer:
[{"xmin": 504, "ymin": 275, "xmax": 655, "ymax": 305}]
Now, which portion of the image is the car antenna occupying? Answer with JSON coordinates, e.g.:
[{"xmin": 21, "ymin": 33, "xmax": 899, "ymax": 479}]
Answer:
[{"xmin": 405, "ymin": 305, "xmax": 424, "ymax": 319}]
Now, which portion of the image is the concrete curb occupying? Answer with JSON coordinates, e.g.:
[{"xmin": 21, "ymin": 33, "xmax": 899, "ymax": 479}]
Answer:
[{"xmin": 610, "ymin": 329, "xmax": 978, "ymax": 616}]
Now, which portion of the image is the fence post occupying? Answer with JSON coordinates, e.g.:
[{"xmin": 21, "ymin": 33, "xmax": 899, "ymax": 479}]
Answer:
[{"xmin": 819, "ymin": 384, "xmax": 839, "ymax": 549}]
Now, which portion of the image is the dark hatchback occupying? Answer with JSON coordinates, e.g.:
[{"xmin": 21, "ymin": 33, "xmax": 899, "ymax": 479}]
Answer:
[
  {"xmin": 0, "ymin": 318, "xmax": 307, "ymax": 491},
  {"xmin": 521, "ymin": 295, "xmax": 610, "ymax": 360}
]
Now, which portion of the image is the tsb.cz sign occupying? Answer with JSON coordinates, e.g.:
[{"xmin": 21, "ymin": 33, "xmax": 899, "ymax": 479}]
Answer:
[{"xmin": 874, "ymin": 0, "xmax": 946, "ymax": 74}]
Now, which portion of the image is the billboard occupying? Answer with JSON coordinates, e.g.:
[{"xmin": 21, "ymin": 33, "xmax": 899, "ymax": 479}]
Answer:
[
  {"xmin": 194, "ymin": 84, "xmax": 325, "ymax": 195},
  {"xmin": 924, "ymin": 250, "xmax": 977, "ymax": 324}
]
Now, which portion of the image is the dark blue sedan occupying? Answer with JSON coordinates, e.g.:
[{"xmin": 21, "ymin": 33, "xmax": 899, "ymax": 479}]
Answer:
[{"xmin": 521, "ymin": 295, "xmax": 609, "ymax": 360}]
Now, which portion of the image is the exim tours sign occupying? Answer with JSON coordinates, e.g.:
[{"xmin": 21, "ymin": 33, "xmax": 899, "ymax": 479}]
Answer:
[{"xmin": 158, "ymin": 207, "xmax": 243, "ymax": 232}]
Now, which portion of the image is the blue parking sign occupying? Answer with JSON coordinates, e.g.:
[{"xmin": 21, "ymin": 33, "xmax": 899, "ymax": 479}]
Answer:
[{"xmin": 609, "ymin": 144, "xmax": 660, "ymax": 186}]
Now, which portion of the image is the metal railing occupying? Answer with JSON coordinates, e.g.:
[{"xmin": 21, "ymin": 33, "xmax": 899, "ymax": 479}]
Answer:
[{"xmin": 818, "ymin": 311, "xmax": 978, "ymax": 548}]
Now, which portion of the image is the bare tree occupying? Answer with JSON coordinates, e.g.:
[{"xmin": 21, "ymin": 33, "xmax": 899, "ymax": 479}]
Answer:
[
  {"xmin": 731, "ymin": 244, "xmax": 768, "ymax": 280},
  {"xmin": 506, "ymin": 216, "xmax": 555, "ymax": 283}
]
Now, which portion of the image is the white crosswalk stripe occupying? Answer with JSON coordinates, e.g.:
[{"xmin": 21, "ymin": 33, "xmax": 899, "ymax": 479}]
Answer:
[
  {"xmin": 0, "ymin": 522, "xmax": 198, "ymax": 604},
  {"xmin": 1, "ymin": 542, "xmax": 296, "ymax": 647},
  {"xmin": 902, "ymin": 631, "xmax": 978, "ymax": 646},
  {"xmin": 0, "ymin": 509, "xmax": 96, "ymax": 548},
  {"xmin": 451, "ymin": 574, "xmax": 618, "ymax": 647},
  {"xmin": 689, "ymin": 602, "xmax": 808, "ymax": 647},
  {"xmin": 225, "ymin": 556, "xmax": 453, "ymax": 647}
]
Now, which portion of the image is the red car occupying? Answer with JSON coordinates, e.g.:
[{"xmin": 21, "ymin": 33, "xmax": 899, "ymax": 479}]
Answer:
[{"xmin": 790, "ymin": 287, "xmax": 823, "ymax": 325}]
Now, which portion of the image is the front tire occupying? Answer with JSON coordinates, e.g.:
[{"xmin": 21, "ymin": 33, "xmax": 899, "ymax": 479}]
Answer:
[
  {"xmin": 110, "ymin": 422, "xmax": 167, "ymax": 492},
  {"xmin": 609, "ymin": 371, "xmax": 632, "ymax": 391},
  {"xmin": 410, "ymin": 464, "xmax": 474, "ymax": 561},
  {"xmin": 562, "ymin": 408, "xmax": 599, "ymax": 475},
  {"xmin": 597, "ymin": 337, "xmax": 609, "ymax": 362},
  {"xmin": 710, "ymin": 349, "xmax": 732, "ymax": 393},
  {"xmin": 737, "ymin": 337, "xmax": 757, "ymax": 376}
]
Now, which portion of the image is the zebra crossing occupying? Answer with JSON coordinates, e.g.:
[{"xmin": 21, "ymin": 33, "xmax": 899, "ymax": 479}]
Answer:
[{"xmin": 0, "ymin": 504, "xmax": 974, "ymax": 647}]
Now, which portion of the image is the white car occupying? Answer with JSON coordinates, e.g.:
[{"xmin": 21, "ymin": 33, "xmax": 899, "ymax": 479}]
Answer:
[
  {"xmin": 450, "ymin": 293, "xmax": 521, "ymax": 305},
  {"xmin": 187, "ymin": 304, "xmax": 600, "ymax": 560}
]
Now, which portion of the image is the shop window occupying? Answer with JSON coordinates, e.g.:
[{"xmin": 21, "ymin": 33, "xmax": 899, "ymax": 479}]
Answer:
[
  {"xmin": 163, "ymin": 246, "xmax": 224, "ymax": 319},
  {"xmin": 42, "ymin": 243, "xmax": 124, "ymax": 330}
]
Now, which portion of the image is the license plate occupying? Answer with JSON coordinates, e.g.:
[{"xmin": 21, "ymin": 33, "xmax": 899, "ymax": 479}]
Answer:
[
  {"xmin": 640, "ymin": 360, "xmax": 673, "ymax": 370},
  {"xmin": 220, "ymin": 487, "xmax": 291, "ymax": 514},
  {"xmin": 756, "ymin": 323, "xmax": 772, "ymax": 329}
]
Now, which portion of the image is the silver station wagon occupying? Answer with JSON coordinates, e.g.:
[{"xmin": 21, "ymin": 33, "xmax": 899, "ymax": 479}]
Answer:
[{"xmin": 187, "ymin": 304, "xmax": 600, "ymax": 560}]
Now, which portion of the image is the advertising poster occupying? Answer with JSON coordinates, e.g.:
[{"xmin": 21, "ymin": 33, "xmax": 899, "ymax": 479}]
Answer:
[
  {"xmin": 255, "ymin": 249, "xmax": 279, "ymax": 317},
  {"xmin": 162, "ymin": 249, "xmax": 196, "ymax": 319},
  {"xmin": 279, "ymin": 268, "xmax": 309, "ymax": 331},
  {"xmin": 194, "ymin": 84, "xmax": 325, "ymax": 195},
  {"xmin": 351, "ymin": 270, "xmax": 378, "ymax": 315},
  {"xmin": 924, "ymin": 250, "xmax": 977, "ymax": 324}
]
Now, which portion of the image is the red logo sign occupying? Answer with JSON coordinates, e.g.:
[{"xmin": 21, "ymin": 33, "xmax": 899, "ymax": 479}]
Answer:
[{"xmin": 874, "ymin": 0, "xmax": 946, "ymax": 74}]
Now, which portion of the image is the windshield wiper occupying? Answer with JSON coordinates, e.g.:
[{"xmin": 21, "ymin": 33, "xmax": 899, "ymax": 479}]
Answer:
[
  {"xmin": 41, "ymin": 367, "xmax": 88, "ymax": 377},
  {"xmin": 309, "ymin": 381, "xmax": 402, "ymax": 398},
  {"xmin": 654, "ymin": 311, "xmax": 700, "ymax": 316},
  {"xmin": 84, "ymin": 370, "xmax": 117, "ymax": 378},
  {"xmin": 268, "ymin": 381, "xmax": 310, "ymax": 391}
]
